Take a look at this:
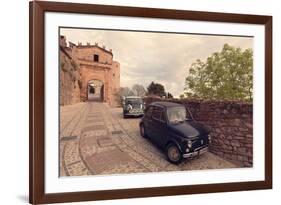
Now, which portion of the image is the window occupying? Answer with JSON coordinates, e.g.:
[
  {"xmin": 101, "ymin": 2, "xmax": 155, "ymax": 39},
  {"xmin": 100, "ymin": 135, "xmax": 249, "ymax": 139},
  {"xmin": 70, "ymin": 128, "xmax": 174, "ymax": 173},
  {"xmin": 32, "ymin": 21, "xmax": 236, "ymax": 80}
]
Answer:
[
  {"xmin": 152, "ymin": 107, "xmax": 163, "ymax": 121},
  {"xmin": 93, "ymin": 54, "xmax": 99, "ymax": 62},
  {"xmin": 160, "ymin": 111, "xmax": 166, "ymax": 122},
  {"xmin": 167, "ymin": 106, "xmax": 189, "ymax": 123}
]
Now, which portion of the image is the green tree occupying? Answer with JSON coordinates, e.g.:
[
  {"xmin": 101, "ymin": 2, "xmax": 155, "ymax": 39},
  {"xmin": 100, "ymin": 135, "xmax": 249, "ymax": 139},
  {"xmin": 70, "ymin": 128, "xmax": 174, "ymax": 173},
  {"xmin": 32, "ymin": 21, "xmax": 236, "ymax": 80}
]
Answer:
[
  {"xmin": 184, "ymin": 44, "xmax": 253, "ymax": 101},
  {"xmin": 166, "ymin": 92, "xmax": 173, "ymax": 99},
  {"xmin": 147, "ymin": 81, "xmax": 166, "ymax": 97},
  {"xmin": 179, "ymin": 94, "xmax": 185, "ymax": 99}
]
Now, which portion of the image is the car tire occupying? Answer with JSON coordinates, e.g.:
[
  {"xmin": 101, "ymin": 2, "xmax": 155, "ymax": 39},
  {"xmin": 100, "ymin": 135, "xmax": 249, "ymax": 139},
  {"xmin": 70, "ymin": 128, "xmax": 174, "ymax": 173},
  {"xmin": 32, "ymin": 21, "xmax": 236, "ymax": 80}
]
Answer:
[
  {"xmin": 166, "ymin": 143, "xmax": 183, "ymax": 164},
  {"xmin": 123, "ymin": 114, "xmax": 127, "ymax": 119},
  {"xmin": 140, "ymin": 123, "xmax": 148, "ymax": 138}
]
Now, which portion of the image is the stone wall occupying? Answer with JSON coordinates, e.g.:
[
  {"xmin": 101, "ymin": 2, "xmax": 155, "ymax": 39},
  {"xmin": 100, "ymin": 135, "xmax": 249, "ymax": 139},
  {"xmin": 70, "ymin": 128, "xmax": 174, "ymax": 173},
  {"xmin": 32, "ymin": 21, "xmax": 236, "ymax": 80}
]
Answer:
[
  {"xmin": 144, "ymin": 97, "xmax": 253, "ymax": 167},
  {"xmin": 77, "ymin": 46, "xmax": 120, "ymax": 106},
  {"xmin": 60, "ymin": 48, "xmax": 81, "ymax": 106},
  {"xmin": 75, "ymin": 45, "xmax": 113, "ymax": 64},
  {"xmin": 109, "ymin": 61, "xmax": 121, "ymax": 107}
]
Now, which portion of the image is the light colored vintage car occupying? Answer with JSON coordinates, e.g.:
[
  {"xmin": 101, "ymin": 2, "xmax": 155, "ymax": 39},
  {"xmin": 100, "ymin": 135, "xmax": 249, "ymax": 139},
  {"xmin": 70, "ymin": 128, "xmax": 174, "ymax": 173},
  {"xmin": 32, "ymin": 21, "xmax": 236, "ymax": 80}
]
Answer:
[{"xmin": 122, "ymin": 96, "xmax": 145, "ymax": 118}]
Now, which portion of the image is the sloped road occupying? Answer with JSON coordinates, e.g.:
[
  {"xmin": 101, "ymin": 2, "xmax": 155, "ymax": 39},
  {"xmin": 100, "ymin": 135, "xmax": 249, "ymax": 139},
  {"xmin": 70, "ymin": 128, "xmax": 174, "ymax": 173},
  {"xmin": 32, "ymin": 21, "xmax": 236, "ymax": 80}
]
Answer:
[{"xmin": 60, "ymin": 102, "xmax": 238, "ymax": 176}]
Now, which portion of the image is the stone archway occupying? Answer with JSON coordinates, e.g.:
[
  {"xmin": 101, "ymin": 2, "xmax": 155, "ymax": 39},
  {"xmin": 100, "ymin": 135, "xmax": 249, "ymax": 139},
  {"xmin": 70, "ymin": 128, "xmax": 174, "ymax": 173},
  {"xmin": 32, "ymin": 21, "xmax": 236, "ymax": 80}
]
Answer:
[
  {"xmin": 87, "ymin": 79, "xmax": 104, "ymax": 102},
  {"xmin": 80, "ymin": 69, "xmax": 108, "ymax": 103}
]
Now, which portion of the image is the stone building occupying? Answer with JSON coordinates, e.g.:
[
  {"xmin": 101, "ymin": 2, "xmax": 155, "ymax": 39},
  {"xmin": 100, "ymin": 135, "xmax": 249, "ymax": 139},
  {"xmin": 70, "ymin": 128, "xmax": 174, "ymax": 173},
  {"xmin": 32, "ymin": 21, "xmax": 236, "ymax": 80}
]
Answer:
[
  {"xmin": 59, "ymin": 36, "xmax": 81, "ymax": 105},
  {"xmin": 59, "ymin": 36, "xmax": 120, "ymax": 106}
]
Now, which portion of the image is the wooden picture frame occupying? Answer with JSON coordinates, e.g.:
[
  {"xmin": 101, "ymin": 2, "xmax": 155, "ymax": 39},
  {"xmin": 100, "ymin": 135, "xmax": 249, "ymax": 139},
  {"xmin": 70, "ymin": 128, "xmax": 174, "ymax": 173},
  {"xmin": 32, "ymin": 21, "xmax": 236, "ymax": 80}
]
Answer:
[{"xmin": 29, "ymin": 1, "xmax": 272, "ymax": 204}]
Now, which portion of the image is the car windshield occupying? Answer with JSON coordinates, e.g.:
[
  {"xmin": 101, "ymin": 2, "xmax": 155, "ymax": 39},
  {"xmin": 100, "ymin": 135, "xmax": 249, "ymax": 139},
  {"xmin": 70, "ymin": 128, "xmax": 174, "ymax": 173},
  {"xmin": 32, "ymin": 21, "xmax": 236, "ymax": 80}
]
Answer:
[
  {"xmin": 167, "ymin": 106, "xmax": 190, "ymax": 123},
  {"xmin": 125, "ymin": 98, "xmax": 142, "ymax": 104}
]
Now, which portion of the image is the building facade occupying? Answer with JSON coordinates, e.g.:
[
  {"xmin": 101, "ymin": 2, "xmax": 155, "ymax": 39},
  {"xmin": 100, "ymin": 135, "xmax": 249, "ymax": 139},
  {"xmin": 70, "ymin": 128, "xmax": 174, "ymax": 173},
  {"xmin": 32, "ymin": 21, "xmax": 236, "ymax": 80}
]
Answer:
[{"xmin": 60, "ymin": 36, "xmax": 120, "ymax": 107}]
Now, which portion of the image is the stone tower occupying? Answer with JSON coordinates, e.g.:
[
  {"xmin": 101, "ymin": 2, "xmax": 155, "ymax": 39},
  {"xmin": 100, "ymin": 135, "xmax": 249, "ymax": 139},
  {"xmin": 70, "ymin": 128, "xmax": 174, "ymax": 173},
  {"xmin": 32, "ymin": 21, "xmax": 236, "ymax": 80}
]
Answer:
[{"xmin": 59, "ymin": 36, "xmax": 120, "ymax": 107}]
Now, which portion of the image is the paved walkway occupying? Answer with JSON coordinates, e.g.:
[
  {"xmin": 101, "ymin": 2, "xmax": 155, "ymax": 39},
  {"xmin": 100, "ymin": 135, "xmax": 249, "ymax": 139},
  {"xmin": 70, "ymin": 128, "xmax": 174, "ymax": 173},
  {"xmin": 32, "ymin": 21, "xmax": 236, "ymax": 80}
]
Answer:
[{"xmin": 60, "ymin": 102, "xmax": 238, "ymax": 176}]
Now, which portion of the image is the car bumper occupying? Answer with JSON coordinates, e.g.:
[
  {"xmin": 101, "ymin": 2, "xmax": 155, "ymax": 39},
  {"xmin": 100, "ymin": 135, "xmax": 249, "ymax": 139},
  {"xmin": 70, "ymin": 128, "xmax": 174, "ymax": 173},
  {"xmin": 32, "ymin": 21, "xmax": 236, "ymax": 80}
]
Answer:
[
  {"xmin": 124, "ymin": 110, "xmax": 144, "ymax": 116},
  {"xmin": 124, "ymin": 113, "xmax": 144, "ymax": 116},
  {"xmin": 182, "ymin": 146, "xmax": 208, "ymax": 158}
]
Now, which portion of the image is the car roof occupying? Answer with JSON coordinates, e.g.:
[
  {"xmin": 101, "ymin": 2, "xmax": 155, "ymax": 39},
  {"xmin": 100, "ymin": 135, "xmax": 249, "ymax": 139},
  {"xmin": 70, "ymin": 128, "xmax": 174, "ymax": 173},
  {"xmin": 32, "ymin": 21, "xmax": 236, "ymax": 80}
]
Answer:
[{"xmin": 150, "ymin": 101, "xmax": 184, "ymax": 108}]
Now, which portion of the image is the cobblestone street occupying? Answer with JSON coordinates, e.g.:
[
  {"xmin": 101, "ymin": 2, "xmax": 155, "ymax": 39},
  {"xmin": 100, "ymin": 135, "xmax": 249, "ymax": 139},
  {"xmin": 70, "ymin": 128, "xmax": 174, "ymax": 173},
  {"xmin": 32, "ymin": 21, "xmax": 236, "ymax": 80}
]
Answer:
[{"xmin": 60, "ymin": 102, "xmax": 238, "ymax": 176}]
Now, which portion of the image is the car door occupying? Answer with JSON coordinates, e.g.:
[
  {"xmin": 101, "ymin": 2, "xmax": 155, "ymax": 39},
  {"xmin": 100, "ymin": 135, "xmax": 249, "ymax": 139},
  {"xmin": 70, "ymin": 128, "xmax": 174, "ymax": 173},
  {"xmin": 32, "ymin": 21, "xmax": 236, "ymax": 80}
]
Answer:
[
  {"xmin": 143, "ymin": 106, "xmax": 154, "ymax": 137},
  {"xmin": 150, "ymin": 107, "xmax": 168, "ymax": 146}
]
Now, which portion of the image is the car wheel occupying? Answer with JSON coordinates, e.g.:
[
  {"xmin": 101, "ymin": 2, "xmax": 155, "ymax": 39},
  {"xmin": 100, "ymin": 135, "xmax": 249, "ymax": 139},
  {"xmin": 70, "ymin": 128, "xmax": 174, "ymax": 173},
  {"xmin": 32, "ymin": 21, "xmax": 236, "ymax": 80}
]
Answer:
[
  {"xmin": 123, "ymin": 114, "xmax": 127, "ymax": 119},
  {"xmin": 140, "ymin": 123, "xmax": 148, "ymax": 138},
  {"xmin": 166, "ymin": 143, "xmax": 183, "ymax": 164}
]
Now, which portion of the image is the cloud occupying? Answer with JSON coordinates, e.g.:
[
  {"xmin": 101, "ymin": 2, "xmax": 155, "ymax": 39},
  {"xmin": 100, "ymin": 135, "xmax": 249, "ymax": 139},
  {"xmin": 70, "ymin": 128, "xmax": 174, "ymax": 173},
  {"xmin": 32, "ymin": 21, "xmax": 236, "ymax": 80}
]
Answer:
[{"xmin": 61, "ymin": 28, "xmax": 253, "ymax": 97}]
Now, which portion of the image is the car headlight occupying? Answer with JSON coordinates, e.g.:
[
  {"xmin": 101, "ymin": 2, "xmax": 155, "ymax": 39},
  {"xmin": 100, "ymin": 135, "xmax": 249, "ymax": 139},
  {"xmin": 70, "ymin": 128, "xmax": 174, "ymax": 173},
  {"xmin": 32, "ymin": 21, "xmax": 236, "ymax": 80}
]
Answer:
[{"xmin": 187, "ymin": 140, "xmax": 192, "ymax": 148}]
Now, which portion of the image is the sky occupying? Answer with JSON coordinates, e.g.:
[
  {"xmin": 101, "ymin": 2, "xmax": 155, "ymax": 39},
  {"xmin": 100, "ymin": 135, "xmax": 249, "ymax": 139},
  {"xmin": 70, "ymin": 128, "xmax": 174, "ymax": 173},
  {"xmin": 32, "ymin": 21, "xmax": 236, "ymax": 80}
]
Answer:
[{"xmin": 61, "ymin": 28, "xmax": 253, "ymax": 97}]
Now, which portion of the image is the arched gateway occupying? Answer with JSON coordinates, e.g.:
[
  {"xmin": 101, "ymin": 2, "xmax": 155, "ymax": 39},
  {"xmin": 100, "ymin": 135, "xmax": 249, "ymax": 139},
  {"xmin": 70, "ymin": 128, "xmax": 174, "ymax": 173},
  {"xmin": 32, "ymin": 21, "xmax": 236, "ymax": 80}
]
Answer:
[
  {"xmin": 60, "ymin": 36, "xmax": 120, "ymax": 107},
  {"xmin": 87, "ymin": 79, "xmax": 104, "ymax": 102}
]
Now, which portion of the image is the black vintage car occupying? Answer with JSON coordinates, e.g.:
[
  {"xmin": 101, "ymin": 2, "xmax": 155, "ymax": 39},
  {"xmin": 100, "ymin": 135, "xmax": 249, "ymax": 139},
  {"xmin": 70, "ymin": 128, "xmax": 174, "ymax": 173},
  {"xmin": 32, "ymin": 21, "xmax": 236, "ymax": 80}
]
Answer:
[
  {"xmin": 122, "ymin": 96, "xmax": 145, "ymax": 118},
  {"xmin": 139, "ymin": 101, "xmax": 211, "ymax": 164}
]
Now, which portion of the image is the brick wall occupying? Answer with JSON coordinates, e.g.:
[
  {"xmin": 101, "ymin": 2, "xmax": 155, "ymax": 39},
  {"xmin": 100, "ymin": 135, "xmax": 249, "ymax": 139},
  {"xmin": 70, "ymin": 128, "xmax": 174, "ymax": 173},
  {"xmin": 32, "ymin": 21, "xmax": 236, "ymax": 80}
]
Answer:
[{"xmin": 144, "ymin": 97, "xmax": 253, "ymax": 167}]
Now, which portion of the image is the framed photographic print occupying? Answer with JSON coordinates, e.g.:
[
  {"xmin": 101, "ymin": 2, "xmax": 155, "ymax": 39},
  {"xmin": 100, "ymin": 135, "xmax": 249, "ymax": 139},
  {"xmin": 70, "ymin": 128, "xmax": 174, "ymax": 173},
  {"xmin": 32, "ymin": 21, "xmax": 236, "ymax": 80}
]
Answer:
[{"xmin": 29, "ymin": 1, "xmax": 272, "ymax": 204}]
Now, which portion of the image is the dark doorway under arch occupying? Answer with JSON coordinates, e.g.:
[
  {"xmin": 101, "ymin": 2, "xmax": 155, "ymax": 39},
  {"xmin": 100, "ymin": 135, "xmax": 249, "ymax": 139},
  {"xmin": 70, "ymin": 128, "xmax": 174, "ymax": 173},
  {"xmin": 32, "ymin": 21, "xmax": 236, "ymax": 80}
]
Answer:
[{"xmin": 87, "ymin": 80, "xmax": 104, "ymax": 102}]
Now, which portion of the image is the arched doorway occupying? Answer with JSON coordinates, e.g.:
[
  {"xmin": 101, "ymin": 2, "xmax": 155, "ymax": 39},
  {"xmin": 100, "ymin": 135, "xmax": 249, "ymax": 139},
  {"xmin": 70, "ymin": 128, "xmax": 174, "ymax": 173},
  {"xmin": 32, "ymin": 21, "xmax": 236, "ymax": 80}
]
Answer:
[{"xmin": 87, "ymin": 79, "xmax": 104, "ymax": 102}]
